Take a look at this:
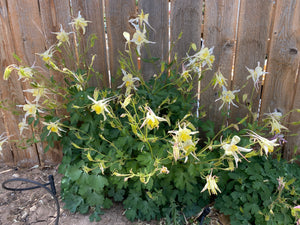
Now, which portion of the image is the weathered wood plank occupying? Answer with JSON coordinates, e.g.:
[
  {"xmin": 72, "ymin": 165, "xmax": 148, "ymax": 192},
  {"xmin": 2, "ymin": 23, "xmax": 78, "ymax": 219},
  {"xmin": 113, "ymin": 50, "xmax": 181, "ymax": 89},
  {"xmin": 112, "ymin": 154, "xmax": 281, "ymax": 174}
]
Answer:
[
  {"xmin": 170, "ymin": 0, "xmax": 203, "ymax": 63},
  {"xmin": 138, "ymin": 0, "xmax": 169, "ymax": 81},
  {"xmin": 261, "ymin": 0, "xmax": 300, "ymax": 115},
  {"xmin": 71, "ymin": 0, "xmax": 109, "ymax": 88},
  {"xmin": 285, "ymin": 65, "xmax": 300, "ymax": 159},
  {"xmin": 105, "ymin": 0, "xmax": 137, "ymax": 89},
  {"xmin": 0, "ymin": 0, "xmax": 14, "ymax": 166},
  {"xmin": 201, "ymin": 0, "xmax": 239, "ymax": 129},
  {"xmin": 1, "ymin": 0, "xmax": 46, "ymax": 167},
  {"xmin": 260, "ymin": 0, "xmax": 300, "ymax": 159},
  {"xmin": 230, "ymin": 0, "xmax": 273, "ymax": 123}
]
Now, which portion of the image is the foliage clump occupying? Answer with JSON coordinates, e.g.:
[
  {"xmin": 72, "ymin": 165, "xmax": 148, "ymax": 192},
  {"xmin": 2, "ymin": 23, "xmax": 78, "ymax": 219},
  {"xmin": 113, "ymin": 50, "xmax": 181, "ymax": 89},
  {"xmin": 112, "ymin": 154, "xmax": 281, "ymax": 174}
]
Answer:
[{"xmin": 2, "ymin": 11, "xmax": 300, "ymax": 224}]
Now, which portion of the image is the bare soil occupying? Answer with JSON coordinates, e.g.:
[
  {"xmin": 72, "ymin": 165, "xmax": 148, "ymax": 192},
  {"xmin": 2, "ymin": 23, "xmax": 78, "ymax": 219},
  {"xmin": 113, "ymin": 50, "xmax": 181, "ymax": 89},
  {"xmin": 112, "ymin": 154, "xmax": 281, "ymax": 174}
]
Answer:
[{"xmin": 0, "ymin": 165, "xmax": 230, "ymax": 225}]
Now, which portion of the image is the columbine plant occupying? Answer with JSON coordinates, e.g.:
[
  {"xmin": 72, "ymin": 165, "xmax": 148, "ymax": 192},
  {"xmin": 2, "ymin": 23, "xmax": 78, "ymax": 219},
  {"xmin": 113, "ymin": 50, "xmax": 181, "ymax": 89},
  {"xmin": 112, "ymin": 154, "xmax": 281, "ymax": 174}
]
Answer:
[{"xmin": 2, "ymin": 10, "xmax": 298, "ymax": 224}]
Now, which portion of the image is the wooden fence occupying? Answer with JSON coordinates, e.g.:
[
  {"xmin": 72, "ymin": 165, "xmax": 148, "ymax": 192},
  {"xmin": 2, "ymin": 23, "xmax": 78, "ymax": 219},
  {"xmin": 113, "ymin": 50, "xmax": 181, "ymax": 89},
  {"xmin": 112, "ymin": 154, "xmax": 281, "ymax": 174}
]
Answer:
[{"xmin": 0, "ymin": 0, "xmax": 299, "ymax": 167}]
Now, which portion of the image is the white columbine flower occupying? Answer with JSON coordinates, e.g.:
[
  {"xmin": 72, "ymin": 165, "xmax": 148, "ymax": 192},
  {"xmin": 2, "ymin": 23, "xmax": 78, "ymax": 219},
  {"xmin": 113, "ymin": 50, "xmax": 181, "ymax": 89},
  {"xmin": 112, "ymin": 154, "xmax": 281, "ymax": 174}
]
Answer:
[
  {"xmin": 131, "ymin": 26, "xmax": 155, "ymax": 55},
  {"xmin": 52, "ymin": 24, "xmax": 71, "ymax": 46},
  {"xmin": 38, "ymin": 45, "xmax": 56, "ymax": 63},
  {"xmin": 117, "ymin": 69, "xmax": 140, "ymax": 96},
  {"xmin": 17, "ymin": 98, "xmax": 44, "ymax": 119},
  {"xmin": 222, "ymin": 135, "xmax": 252, "ymax": 168},
  {"xmin": 42, "ymin": 120, "xmax": 65, "ymax": 136},
  {"xmin": 201, "ymin": 170, "xmax": 221, "ymax": 195},
  {"xmin": 69, "ymin": 11, "xmax": 91, "ymax": 34},
  {"xmin": 87, "ymin": 95, "xmax": 115, "ymax": 120},
  {"xmin": 246, "ymin": 62, "xmax": 267, "ymax": 91},
  {"xmin": 248, "ymin": 131, "xmax": 279, "ymax": 155},
  {"xmin": 0, "ymin": 133, "xmax": 10, "ymax": 154},
  {"xmin": 213, "ymin": 70, "xmax": 228, "ymax": 89},
  {"xmin": 18, "ymin": 118, "xmax": 29, "ymax": 135},
  {"xmin": 140, "ymin": 106, "xmax": 167, "ymax": 130},
  {"xmin": 215, "ymin": 86, "xmax": 240, "ymax": 110}
]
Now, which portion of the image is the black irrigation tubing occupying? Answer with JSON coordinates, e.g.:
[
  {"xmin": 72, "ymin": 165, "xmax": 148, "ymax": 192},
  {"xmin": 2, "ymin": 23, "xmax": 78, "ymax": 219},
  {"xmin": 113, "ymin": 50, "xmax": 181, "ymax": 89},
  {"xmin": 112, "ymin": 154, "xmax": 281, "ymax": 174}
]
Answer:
[
  {"xmin": 2, "ymin": 175, "xmax": 60, "ymax": 225},
  {"xmin": 197, "ymin": 207, "xmax": 211, "ymax": 225}
]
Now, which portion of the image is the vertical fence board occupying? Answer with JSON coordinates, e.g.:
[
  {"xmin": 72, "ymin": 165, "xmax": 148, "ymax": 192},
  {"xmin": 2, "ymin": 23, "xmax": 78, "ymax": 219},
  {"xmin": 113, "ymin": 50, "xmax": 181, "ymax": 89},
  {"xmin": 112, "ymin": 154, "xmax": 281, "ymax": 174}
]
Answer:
[
  {"xmin": 3, "ymin": 0, "xmax": 48, "ymax": 167},
  {"xmin": 0, "ymin": 0, "xmax": 15, "ymax": 165},
  {"xmin": 285, "ymin": 66, "xmax": 300, "ymax": 159},
  {"xmin": 230, "ymin": 0, "xmax": 273, "ymax": 123},
  {"xmin": 260, "ymin": 0, "xmax": 300, "ymax": 158},
  {"xmin": 71, "ymin": 0, "xmax": 109, "ymax": 88},
  {"xmin": 201, "ymin": 0, "xmax": 239, "ymax": 129},
  {"xmin": 105, "ymin": 0, "xmax": 137, "ymax": 89},
  {"xmin": 138, "ymin": 0, "xmax": 169, "ymax": 81},
  {"xmin": 170, "ymin": 0, "xmax": 203, "ymax": 63},
  {"xmin": 261, "ymin": 0, "xmax": 300, "ymax": 115}
]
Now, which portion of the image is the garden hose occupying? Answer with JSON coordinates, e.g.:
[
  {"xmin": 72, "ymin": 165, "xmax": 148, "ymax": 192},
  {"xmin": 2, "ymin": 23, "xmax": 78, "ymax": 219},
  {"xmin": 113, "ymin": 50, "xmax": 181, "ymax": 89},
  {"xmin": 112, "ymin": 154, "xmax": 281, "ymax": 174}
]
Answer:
[{"xmin": 2, "ymin": 175, "xmax": 60, "ymax": 225}]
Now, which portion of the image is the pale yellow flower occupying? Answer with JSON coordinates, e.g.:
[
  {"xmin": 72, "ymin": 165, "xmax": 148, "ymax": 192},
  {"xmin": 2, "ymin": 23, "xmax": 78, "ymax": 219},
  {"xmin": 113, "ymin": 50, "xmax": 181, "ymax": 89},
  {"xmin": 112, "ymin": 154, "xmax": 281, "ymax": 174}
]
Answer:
[
  {"xmin": 0, "ymin": 133, "xmax": 9, "ymax": 155},
  {"xmin": 87, "ymin": 95, "xmax": 115, "ymax": 120},
  {"xmin": 222, "ymin": 135, "xmax": 252, "ymax": 168},
  {"xmin": 169, "ymin": 123, "xmax": 198, "ymax": 143},
  {"xmin": 69, "ymin": 11, "xmax": 90, "ymax": 34},
  {"xmin": 52, "ymin": 24, "xmax": 70, "ymax": 46},
  {"xmin": 23, "ymin": 84, "xmax": 47, "ymax": 103},
  {"xmin": 246, "ymin": 62, "xmax": 267, "ymax": 91},
  {"xmin": 18, "ymin": 118, "xmax": 29, "ymax": 135},
  {"xmin": 248, "ymin": 131, "xmax": 279, "ymax": 155},
  {"xmin": 42, "ymin": 120, "xmax": 65, "ymax": 136},
  {"xmin": 17, "ymin": 66, "xmax": 34, "ymax": 81},
  {"xmin": 215, "ymin": 86, "xmax": 240, "ymax": 110},
  {"xmin": 117, "ymin": 69, "xmax": 140, "ymax": 96},
  {"xmin": 212, "ymin": 70, "xmax": 228, "ymax": 89},
  {"xmin": 129, "ymin": 10, "xmax": 154, "ymax": 31},
  {"xmin": 38, "ymin": 45, "xmax": 55, "ymax": 63},
  {"xmin": 160, "ymin": 166, "xmax": 169, "ymax": 174},
  {"xmin": 131, "ymin": 26, "xmax": 155, "ymax": 55},
  {"xmin": 17, "ymin": 98, "xmax": 44, "ymax": 119},
  {"xmin": 186, "ymin": 46, "xmax": 215, "ymax": 71},
  {"xmin": 140, "ymin": 106, "xmax": 167, "ymax": 130},
  {"xmin": 264, "ymin": 111, "xmax": 288, "ymax": 134},
  {"xmin": 201, "ymin": 171, "xmax": 221, "ymax": 195}
]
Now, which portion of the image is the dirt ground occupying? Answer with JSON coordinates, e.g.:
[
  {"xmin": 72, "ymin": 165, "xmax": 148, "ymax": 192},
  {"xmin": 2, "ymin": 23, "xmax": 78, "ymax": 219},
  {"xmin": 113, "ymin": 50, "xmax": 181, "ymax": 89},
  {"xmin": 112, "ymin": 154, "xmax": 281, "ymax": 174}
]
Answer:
[{"xmin": 0, "ymin": 165, "xmax": 230, "ymax": 225}]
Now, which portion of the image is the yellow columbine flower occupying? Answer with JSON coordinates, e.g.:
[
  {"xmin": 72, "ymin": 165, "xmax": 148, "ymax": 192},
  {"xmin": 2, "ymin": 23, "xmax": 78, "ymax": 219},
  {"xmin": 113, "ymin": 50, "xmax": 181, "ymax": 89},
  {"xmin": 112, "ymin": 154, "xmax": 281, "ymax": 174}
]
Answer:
[
  {"xmin": 42, "ymin": 120, "xmax": 65, "ymax": 136},
  {"xmin": 38, "ymin": 45, "xmax": 55, "ymax": 63},
  {"xmin": 0, "ymin": 133, "xmax": 9, "ymax": 154},
  {"xmin": 18, "ymin": 118, "xmax": 29, "ymax": 135},
  {"xmin": 186, "ymin": 45, "xmax": 215, "ymax": 70},
  {"xmin": 169, "ymin": 123, "xmax": 198, "ymax": 143},
  {"xmin": 212, "ymin": 70, "xmax": 228, "ymax": 89},
  {"xmin": 87, "ymin": 95, "xmax": 115, "ymax": 120},
  {"xmin": 222, "ymin": 135, "xmax": 252, "ymax": 168},
  {"xmin": 246, "ymin": 62, "xmax": 267, "ymax": 91},
  {"xmin": 215, "ymin": 86, "xmax": 240, "ymax": 110},
  {"xmin": 131, "ymin": 26, "xmax": 155, "ymax": 55},
  {"xmin": 128, "ymin": 10, "xmax": 154, "ymax": 31},
  {"xmin": 201, "ymin": 171, "xmax": 221, "ymax": 195},
  {"xmin": 117, "ymin": 69, "xmax": 140, "ymax": 96},
  {"xmin": 17, "ymin": 66, "xmax": 34, "ymax": 81},
  {"xmin": 23, "ymin": 84, "xmax": 47, "ymax": 103},
  {"xmin": 140, "ymin": 106, "xmax": 167, "ymax": 130},
  {"xmin": 52, "ymin": 24, "xmax": 70, "ymax": 46},
  {"xmin": 160, "ymin": 166, "xmax": 169, "ymax": 174},
  {"xmin": 3, "ymin": 65, "xmax": 15, "ymax": 80},
  {"xmin": 264, "ymin": 111, "xmax": 288, "ymax": 134},
  {"xmin": 69, "ymin": 11, "xmax": 91, "ymax": 34},
  {"xmin": 248, "ymin": 131, "xmax": 279, "ymax": 155},
  {"xmin": 17, "ymin": 98, "xmax": 43, "ymax": 119}
]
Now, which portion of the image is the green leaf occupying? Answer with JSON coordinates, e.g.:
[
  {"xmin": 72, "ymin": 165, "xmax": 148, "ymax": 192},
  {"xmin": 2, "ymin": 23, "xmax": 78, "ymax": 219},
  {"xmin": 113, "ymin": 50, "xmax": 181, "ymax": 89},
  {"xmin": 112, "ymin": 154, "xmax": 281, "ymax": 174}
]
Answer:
[
  {"xmin": 86, "ymin": 191, "xmax": 104, "ymax": 206},
  {"xmin": 63, "ymin": 193, "xmax": 83, "ymax": 213},
  {"xmin": 67, "ymin": 167, "xmax": 82, "ymax": 181},
  {"xmin": 88, "ymin": 175, "xmax": 108, "ymax": 191}
]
